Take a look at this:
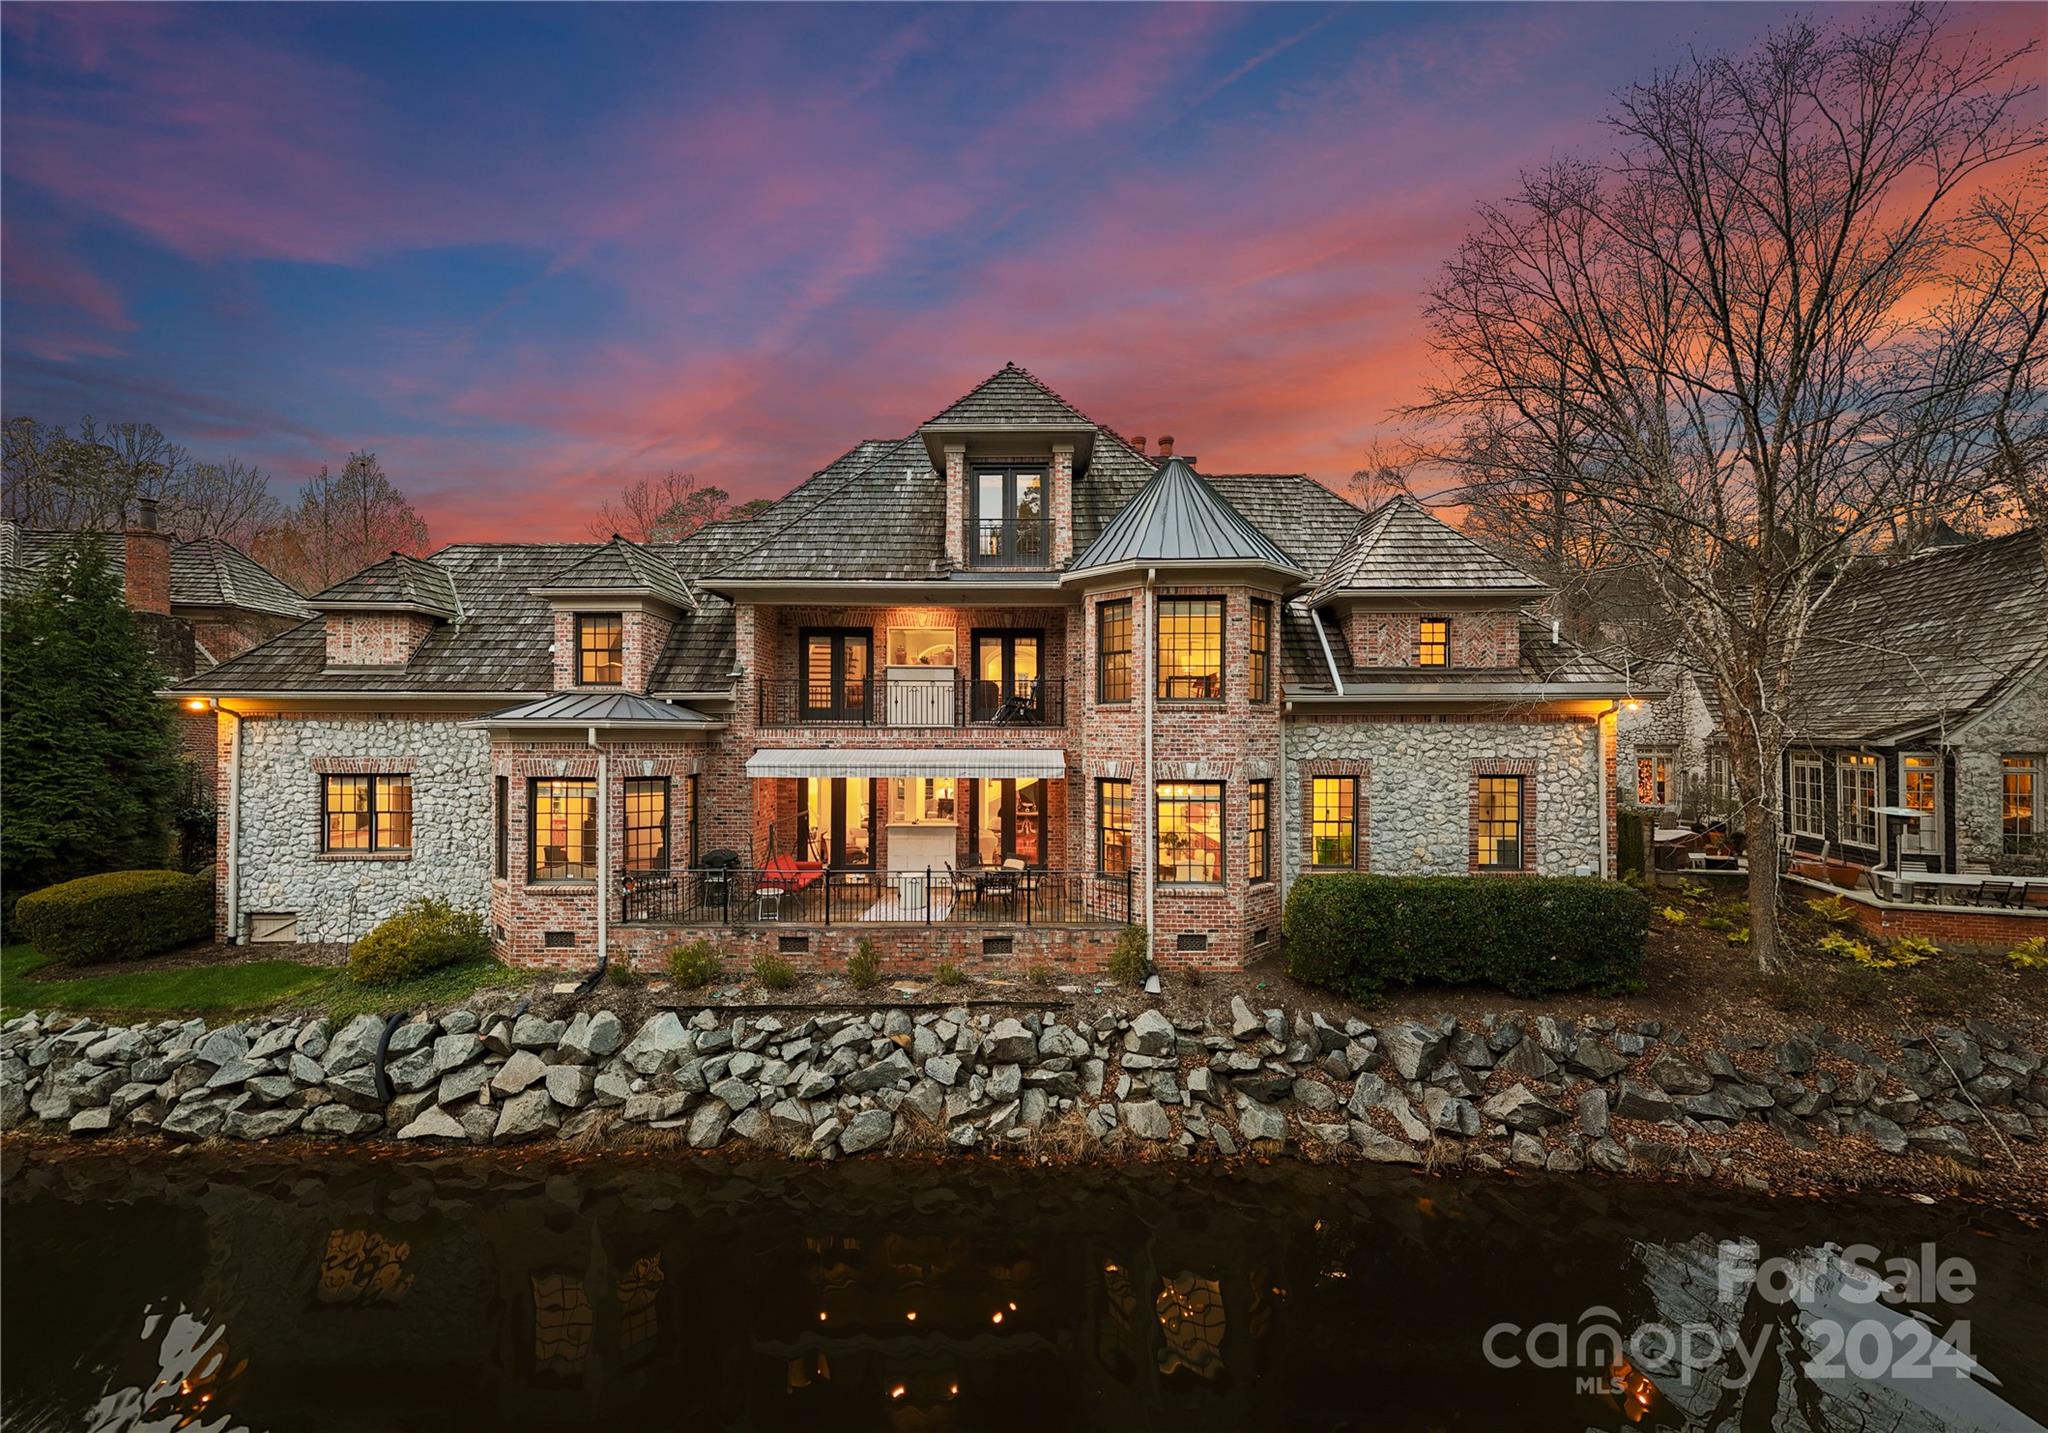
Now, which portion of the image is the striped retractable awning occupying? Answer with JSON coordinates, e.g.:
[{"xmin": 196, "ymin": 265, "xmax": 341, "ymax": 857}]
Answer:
[{"xmin": 745, "ymin": 748, "xmax": 1067, "ymax": 780}]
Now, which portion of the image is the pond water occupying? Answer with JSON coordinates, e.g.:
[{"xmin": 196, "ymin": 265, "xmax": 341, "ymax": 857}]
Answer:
[{"xmin": 2, "ymin": 1148, "xmax": 2044, "ymax": 1432}]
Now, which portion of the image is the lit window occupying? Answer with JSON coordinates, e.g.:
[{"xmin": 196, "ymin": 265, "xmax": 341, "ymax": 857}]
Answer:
[
  {"xmin": 1417, "ymin": 618, "xmax": 1449, "ymax": 667},
  {"xmin": 1636, "ymin": 752, "xmax": 1674, "ymax": 807},
  {"xmin": 1157, "ymin": 599, "xmax": 1223, "ymax": 700},
  {"xmin": 1837, "ymin": 754, "xmax": 1880, "ymax": 849},
  {"xmin": 1248, "ymin": 780, "xmax": 1270, "ymax": 882},
  {"xmin": 1310, "ymin": 777, "xmax": 1355, "ymax": 868},
  {"xmin": 1098, "ymin": 778, "xmax": 1131, "ymax": 876},
  {"xmin": 323, "ymin": 774, "xmax": 412, "ymax": 852},
  {"xmin": 577, "ymin": 615, "xmax": 623, "ymax": 685},
  {"xmin": 972, "ymin": 468, "xmax": 1046, "ymax": 566},
  {"xmin": 1789, "ymin": 756, "xmax": 1824, "ymax": 838},
  {"xmin": 531, "ymin": 777, "xmax": 598, "ymax": 881},
  {"xmin": 1475, "ymin": 775, "xmax": 1525, "ymax": 870},
  {"xmin": 1156, "ymin": 782, "xmax": 1223, "ymax": 884},
  {"xmin": 1097, "ymin": 599, "xmax": 1132, "ymax": 703},
  {"xmin": 2005, "ymin": 755, "xmax": 2039, "ymax": 855},
  {"xmin": 624, "ymin": 777, "xmax": 668, "ymax": 872},
  {"xmin": 1249, "ymin": 600, "xmax": 1273, "ymax": 702}
]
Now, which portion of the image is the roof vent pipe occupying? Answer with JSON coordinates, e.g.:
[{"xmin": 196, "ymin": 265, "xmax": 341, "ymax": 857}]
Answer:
[{"xmin": 1551, "ymin": 618, "xmax": 1561, "ymax": 646}]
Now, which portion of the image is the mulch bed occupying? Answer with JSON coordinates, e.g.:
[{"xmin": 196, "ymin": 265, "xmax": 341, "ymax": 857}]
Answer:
[{"xmin": 18, "ymin": 940, "xmax": 352, "ymax": 980}]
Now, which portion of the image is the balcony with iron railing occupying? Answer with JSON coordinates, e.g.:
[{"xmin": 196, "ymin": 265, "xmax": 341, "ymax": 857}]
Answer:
[
  {"xmin": 971, "ymin": 514, "xmax": 1050, "ymax": 568},
  {"xmin": 757, "ymin": 673, "xmax": 1065, "ymax": 729},
  {"xmin": 619, "ymin": 863, "xmax": 1131, "ymax": 928}
]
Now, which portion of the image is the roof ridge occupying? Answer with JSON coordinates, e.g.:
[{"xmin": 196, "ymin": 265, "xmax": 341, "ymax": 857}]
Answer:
[{"xmin": 702, "ymin": 433, "xmax": 926, "ymax": 578}]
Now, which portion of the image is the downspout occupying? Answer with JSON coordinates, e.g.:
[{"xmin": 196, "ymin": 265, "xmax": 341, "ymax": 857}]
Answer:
[
  {"xmin": 1278, "ymin": 698, "xmax": 1292, "ymax": 910},
  {"xmin": 1311, "ymin": 608, "xmax": 1345, "ymax": 695},
  {"xmin": 221, "ymin": 700, "xmax": 245, "ymax": 944},
  {"xmin": 1143, "ymin": 568, "xmax": 1157, "ymax": 948},
  {"xmin": 1596, "ymin": 700, "xmax": 1618, "ymax": 878},
  {"xmin": 588, "ymin": 726, "xmax": 609, "ymax": 979}
]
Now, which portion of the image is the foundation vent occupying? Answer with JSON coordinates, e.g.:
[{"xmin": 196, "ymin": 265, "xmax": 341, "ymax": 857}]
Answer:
[
  {"xmin": 778, "ymin": 934, "xmax": 811, "ymax": 955},
  {"xmin": 1176, "ymin": 932, "xmax": 1211, "ymax": 953},
  {"xmin": 543, "ymin": 930, "xmax": 576, "ymax": 948},
  {"xmin": 982, "ymin": 934, "xmax": 1015, "ymax": 956},
  {"xmin": 1252, "ymin": 926, "xmax": 1269, "ymax": 946}
]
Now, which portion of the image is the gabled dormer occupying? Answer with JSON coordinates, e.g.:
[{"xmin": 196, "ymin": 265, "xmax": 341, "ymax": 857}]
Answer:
[
  {"xmin": 309, "ymin": 552, "xmax": 461, "ymax": 669},
  {"xmin": 530, "ymin": 535, "xmax": 695, "ymax": 693},
  {"xmin": 1308, "ymin": 496, "xmax": 1549, "ymax": 672},
  {"xmin": 919, "ymin": 363, "xmax": 1097, "ymax": 570}
]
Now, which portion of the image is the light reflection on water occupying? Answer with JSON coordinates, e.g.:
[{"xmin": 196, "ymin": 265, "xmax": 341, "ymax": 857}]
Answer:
[{"xmin": 3, "ymin": 1147, "xmax": 2043, "ymax": 1433}]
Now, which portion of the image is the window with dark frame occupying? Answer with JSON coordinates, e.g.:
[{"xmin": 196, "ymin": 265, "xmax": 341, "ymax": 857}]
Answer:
[
  {"xmin": 1310, "ymin": 776, "xmax": 1355, "ymax": 868},
  {"xmin": 1417, "ymin": 618, "xmax": 1449, "ymax": 667},
  {"xmin": 971, "ymin": 466, "xmax": 1047, "ymax": 566},
  {"xmin": 623, "ymin": 777, "xmax": 669, "ymax": 872},
  {"xmin": 1097, "ymin": 599, "xmax": 1132, "ymax": 703},
  {"xmin": 577, "ymin": 614, "xmax": 624, "ymax": 685},
  {"xmin": 530, "ymin": 777, "xmax": 598, "ymax": 882},
  {"xmin": 686, "ymin": 773, "xmax": 700, "ymax": 869},
  {"xmin": 1155, "ymin": 781, "xmax": 1224, "ymax": 884},
  {"xmin": 323, "ymin": 773, "xmax": 413, "ymax": 853},
  {"xmin": 1156, "ymin": 598, "xmax": 1223, "ymax": 700},
  {"xmin": 2005, "ymin": 755, "xmax": 2039, "ymax": 854},
  {"xmin": 1249, "ymin": 599, "xmax": 1273, "ymax": 702},
  {"xmin": 1248, "ymin": 779, "xmax": 1270, "ymax": 882},
  {"xmin": 494, "ymin": 775, "xmax": 508, "ymax": 878},
  {"xmin": 801, "ymin": 628, "xmax": 872, "ymax": 720},
  {"xmin": 1098, "ymin": 778, "xmax": 1132, "ymax": 876},
  {"xmin": 1475, "ymin": 775, "xmax": 1525, "ymax": 870}
]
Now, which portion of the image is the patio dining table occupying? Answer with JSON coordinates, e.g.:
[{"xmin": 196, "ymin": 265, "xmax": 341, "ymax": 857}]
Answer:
[{"xmin": 1877, "ymin": 869, "xmax": 2048, "ymax": 907}]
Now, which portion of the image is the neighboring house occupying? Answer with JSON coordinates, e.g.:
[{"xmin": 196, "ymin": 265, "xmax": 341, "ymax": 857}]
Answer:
[
  {"xmin": 1619, "ymin": 530, "xmax": 2047, "ymax": 875},
  {"xmin": 172, "ymin": 366, "xmax": 1635, "ymax": 969},
  {"xmin": 1616, "ymin": 662, "xmax": 1732, "ymax": 822},
  {"xmin": 2, "ymin": 506, "xmax": 313, "ymax": 793}
]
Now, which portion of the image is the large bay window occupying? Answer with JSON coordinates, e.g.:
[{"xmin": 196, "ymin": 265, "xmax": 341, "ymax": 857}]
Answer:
[
  {"xmin": 531, "ymin": 777, "xmax": 598, "ymax": 881},
  {"xmin": 1157, "ymin": 598, "xmax": 1223, "ymax": 700},
  {"xmin": 1155, "ymin": 781, "xmax": 1224, "ymax": 884},
  {"xmin": 323, "ymin": 773, "xmax": 413, "ymax": 853}
]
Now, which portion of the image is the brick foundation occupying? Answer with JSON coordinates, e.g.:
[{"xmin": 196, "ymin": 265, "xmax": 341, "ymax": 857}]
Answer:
[{"xmin": 497, "ymin": 920, "xmax": 1126, "ymax": 975}]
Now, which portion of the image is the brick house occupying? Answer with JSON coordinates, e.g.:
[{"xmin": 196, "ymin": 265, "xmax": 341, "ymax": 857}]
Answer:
[
  {"xmin": 172, "ymin": 366, "xmax": 1635, "ymax": 971},
  {"xmin": 1617, "ymin": 529, "xmax": 2047, "ymax": 879}
]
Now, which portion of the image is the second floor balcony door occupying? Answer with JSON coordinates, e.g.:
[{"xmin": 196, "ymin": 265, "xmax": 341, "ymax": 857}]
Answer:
[
  {"xmin": 802, "ymin": 629, "xmax": 871, "ymax": 721},
  {"xmin": 973, "ymin": 469, "xmax": 1046, "ymax": 567},
  {"xmin": 972, "ymin": 631, "xmax": 1041, "ymax": 723}
]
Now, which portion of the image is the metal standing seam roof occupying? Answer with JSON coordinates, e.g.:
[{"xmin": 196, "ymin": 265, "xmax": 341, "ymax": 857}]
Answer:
[
  {"xmin": 1308, "ymin": 495, "xmax": 1547, "ymax": 604},
  {"xmin": 1066, "ymin": 457, "xmax": 1305, "ymax": 579},
  {"xmin": 463, "ymin": 691, "xmax": 721, "ymax": 728}
]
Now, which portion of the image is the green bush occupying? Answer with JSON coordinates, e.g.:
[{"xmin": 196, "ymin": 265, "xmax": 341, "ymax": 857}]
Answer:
[
  {"xmin": 13, "ymin": 869, "xmax": 213, "ymax": 966},
  {"xmin": 1284, "ymin": 874, "xmax": 1648, "ymax": 1001},
  {"xmin": 347, "ymin": 897, "xmax": 490, "ymax": 987},
  {"xmin": 932, "ymin": 959, "xmax": 966, "ymax": 987},
  {"xmin": 668, "ymin": 938, "xmax": 722, "ymax": 989},
  {"xmin": 1105, "ymin": 926, "xmax": 1151, "ymax": 988},
  {"xmin": 608, "ymin": 957, "xmax": 647, "ymax": 988},
  {"xmin": 846, "ymin": 938, "xmax": 883, "ymax": 990},
  {"xmin": 1025, "ymin": 959, "xmax": 1056, "ymax": 986},
  {"xmin": 751, "ymin": 952, "xmax": 797, "ymax": 991}
]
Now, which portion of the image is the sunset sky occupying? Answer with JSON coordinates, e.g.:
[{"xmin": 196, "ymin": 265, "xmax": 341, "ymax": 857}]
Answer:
[{"xmin": 3, "ymin": 3, "xmax": 2041, "ymax": 541}]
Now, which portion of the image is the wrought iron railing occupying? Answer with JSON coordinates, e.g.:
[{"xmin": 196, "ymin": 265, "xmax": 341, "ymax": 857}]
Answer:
[
  {"xmin": 756, "ymin": 674, "xmax": 1064, "ymax": 728},
  {"xmin": 619, "ymin": 865, "xmax": 1130, "ymax": 927},
  {"xmin": 971, "ymin": 514, "xmax": 1050, "ymax": 567}
]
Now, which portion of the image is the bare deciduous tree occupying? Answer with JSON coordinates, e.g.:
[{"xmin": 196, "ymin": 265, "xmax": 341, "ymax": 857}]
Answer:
[
  {"xmin": 1416, "ymin": 5, "xmax": 2042, "ymax": 971},
  {"xmin": 589, "ymin": 470, "xmax": 733, "ymax": 544},
  {"xmin": 268, "ymin": 452, "xmax": 430, "ymax": 594},
  {"xmin": 2, "ymin": 416, "xmax": 189, "ymax": 530},
  {"xmin": 165, "ymin": 458, "xmax": 286, "ymax": 551}
]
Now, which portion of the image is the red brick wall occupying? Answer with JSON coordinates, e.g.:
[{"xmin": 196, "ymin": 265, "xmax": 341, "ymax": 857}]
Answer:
[
  {"xmin": 123, "ymin": 529, "xmax": 172, "ymax": 615},
  {"xmin": 1828, "ymin": 890, "xmax": 2046, "ymax": 953},
  {"xmin": 1050, "ymin": 442, "xmax": 1074, "ymax": 565},
  {"xmin": 548, "ymin": 608, "xmax": 674, "ymax": 692},
  {"xmin": 1344, "ymin": 607, "xmax": 1520, "ymax": 669},
  {"xmin": 324, "ymin": 612, "xmax": 435, "ymax": 666},
  {"xmin": 191, "ymin": 612, "xmax": 303, "ymax": 664},
  {"xmin": 943, "ymin": 444, "xmax": 967, "ymax": 568}
]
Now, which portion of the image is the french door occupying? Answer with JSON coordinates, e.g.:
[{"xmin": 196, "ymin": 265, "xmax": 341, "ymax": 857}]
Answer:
[
  {"xmin": 972, "ymin": 630, "xmax": 1042, "ymax": 722},
  {"xmin": 798, "ymin": 778, "xmax": 874, "ymax": 869},
  {"xmin": 971, "ymin": 778, "xmax": 1044, "ymax": 867},
  {"xmin": 1900, "ymin": 752, "xmax": 1945, "ymax": 866},
  {"xmin": 802, "ymin": 629, "xmax": 871, "ymax": 720}
]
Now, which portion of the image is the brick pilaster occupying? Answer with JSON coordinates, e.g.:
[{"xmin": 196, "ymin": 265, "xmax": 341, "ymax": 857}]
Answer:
[{"xmin": 943, "ymin": 444, "xmax": 967, "ymax": 568}]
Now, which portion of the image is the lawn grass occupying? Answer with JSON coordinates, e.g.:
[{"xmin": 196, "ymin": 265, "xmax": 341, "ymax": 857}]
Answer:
[{"xmin": 1, "ymin": 945, "xmax": 527, "ymax": 1023}]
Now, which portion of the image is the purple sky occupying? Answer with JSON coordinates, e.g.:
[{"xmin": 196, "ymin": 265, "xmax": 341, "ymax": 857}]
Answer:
[{"xmin": 4, "ymin": 3, "xmax": 2040, "ymax": 540}]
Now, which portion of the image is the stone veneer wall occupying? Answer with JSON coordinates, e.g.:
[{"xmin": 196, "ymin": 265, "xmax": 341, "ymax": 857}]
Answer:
[
  {"xmin": 1952, "ymin": 661, "xmax": 2047, "ymax": 872},
  {"xmin": 224, "ymin": 713, "xmax": 493, "ymax": 943},
  {"xmin": 1283, "ymin": 715, "xmax": 1604, "ymax": 884}
]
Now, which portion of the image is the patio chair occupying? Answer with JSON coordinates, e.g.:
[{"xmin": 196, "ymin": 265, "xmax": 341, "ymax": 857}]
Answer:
[{"xmin": 1976, "ymin": 880, "xmax": 2022, "ymax": 910}]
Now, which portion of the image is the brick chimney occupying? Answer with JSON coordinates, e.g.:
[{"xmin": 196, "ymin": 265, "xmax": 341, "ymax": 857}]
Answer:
[
  {"xmin": 124, "ymin": 497, "xmax": 172, "ymax": 615},
  {"xmin": 1132, "ymin": 435, "xmax": 1147, "ymax": 454},
  {"xmin": 1157, "ymin": 435, "xmax": 1175, "ymax": 459}
]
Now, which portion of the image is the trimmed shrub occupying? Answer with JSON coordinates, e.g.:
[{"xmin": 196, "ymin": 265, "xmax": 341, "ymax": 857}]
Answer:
[
  {"xmin": 13, "ymin": 869, "xmax": 212, "ymax": 966},
  {"xmin": 668, "ymin": 938, "xmax": 722, "ymax": 989},
  {"xmin": 1284, "ymin": 874, "xmax": 1648, "ymax": 1001},
  {"xmin": 1105, "ymin": 926, "xmax": 1151, "ymax": 988},
  {"xmin": 347, "ymin": 897, "xmax": 490, "ymax": 987},
  {"xmin": 846, "ymin": 938, "xmax": 883, "ymax": 990},
  {"xmin": 751, "ymin": 952, "xmax": 797, "ymax": 991}
]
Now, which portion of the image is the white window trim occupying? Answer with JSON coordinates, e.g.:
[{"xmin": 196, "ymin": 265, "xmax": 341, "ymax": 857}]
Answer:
[
  {"xmin": 1836, "ymin": 753, "xmax": 1882, "ymax": 852},
  {"xmin": 1788, "ymin": 756, "xmax": 1824, "ymax": 839}
]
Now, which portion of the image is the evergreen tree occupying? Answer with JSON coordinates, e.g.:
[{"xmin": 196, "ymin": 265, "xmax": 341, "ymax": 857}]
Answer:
[{"xmin": 2, "ymin": 535, "xmax": 182, "ymax": 914}]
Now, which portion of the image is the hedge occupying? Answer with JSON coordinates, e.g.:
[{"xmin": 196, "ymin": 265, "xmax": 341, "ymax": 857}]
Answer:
[
  {"xmin": 1284, "ymin": 874, "xmax": 1648, "ymax": 1000},
  {"xmin": 348, "ymin": 897, "xmax": 492, "ymax": 987},
  {"xmin": 13, "ymin": 869, "xmax": 214, "ymax": 966}
]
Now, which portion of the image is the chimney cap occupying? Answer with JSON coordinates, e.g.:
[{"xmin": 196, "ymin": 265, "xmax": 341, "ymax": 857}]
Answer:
[
  {"xmin": 1157, "ymin": 435, "xmax": 1175, "ymax": 457},
  {"xmin": 1132, "ymin": 435, "xmax": 1147, "ymax": 453},
  {"xmin": 135, "ymin": 496, "xmax": 160, "ymax": 531}
]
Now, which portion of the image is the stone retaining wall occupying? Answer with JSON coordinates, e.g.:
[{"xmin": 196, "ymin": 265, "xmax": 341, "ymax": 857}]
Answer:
[{"xmin": 6, "ymin": 996, "xmax": 2036, "ymax": 1179}]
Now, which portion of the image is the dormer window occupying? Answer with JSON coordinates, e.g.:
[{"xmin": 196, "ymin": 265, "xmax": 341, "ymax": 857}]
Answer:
[
  {"xmin": 577, "ymin": 614, "xmax": 623, "ymax": 685},
  {"xmin": 972, "ymin": 467, "xmax": 1046, "ymax": 567},
  {"xmin": 1417, "ymin": 618, "xmax": 1449, "ymax": 667}
]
